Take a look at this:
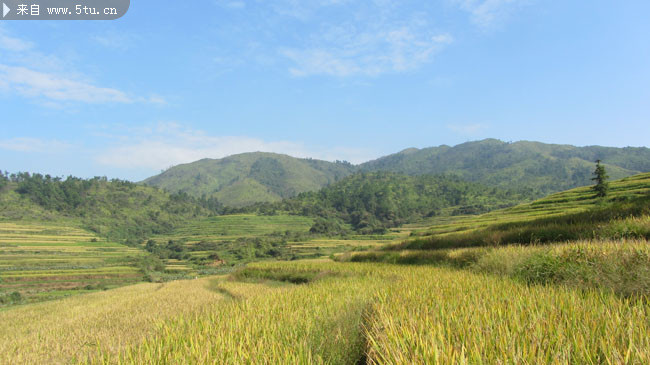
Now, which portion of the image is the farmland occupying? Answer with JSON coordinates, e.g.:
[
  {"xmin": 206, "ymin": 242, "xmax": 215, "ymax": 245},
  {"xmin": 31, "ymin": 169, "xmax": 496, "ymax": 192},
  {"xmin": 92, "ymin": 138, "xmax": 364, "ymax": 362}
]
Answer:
[
  {"xmin": 0, "ymin": 222, "xmax": 144, "ymax": 305},
  {"xmin": 145, "ymin": 214, "xmax": 412, "ymax": 273},
  {"xmin": 1, "ymin": 260, "xmax": 648, "ymax": 363},
  {"xmin": 0, "ymin": 172, "xmax": 648, "ymax": 363}
]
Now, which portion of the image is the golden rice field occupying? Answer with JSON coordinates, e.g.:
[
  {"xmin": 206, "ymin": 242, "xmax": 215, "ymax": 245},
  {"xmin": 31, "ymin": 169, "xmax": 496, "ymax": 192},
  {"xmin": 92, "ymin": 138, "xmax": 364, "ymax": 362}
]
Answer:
[
  {"xmin": 1, "ymin": 256, "xmax": 648, "ymax": 364},
  {"xmin": 0, "ymin": 222, "xmax": 144, "ymax": 304},
  {"xmin": 0, "ymin": 277, "xmax": 226, "ymax": 363}
]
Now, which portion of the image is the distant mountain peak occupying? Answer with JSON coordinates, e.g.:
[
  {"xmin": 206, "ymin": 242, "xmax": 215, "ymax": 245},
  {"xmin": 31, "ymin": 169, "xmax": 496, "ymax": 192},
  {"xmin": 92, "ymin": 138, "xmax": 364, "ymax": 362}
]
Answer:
[{"xmin": 143, "ymin": 152, "xmax": 356, "ymax": 207}]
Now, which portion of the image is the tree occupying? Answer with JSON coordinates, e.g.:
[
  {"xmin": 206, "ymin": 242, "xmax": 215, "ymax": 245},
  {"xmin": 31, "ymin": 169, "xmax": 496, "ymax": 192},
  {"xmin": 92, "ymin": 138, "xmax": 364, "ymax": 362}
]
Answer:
[{"xmin": 591, "ymin": 160, "xmax": 609, "ymax": 198}]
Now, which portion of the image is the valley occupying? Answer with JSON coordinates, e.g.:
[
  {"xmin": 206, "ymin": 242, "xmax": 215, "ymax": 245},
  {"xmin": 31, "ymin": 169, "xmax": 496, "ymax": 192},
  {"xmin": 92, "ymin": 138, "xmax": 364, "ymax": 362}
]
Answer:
[{"xmin": 0, "ymin": 145, "xmax": 649, "ymax": 364}]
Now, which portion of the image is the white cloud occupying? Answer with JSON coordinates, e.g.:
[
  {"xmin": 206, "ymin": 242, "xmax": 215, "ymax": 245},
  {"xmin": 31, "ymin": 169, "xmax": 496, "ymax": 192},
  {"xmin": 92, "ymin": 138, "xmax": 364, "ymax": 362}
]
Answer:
[
  {"xmin": 95, "ymin": 122, "xmax": 376, "ymax": 170},
  {"xmin": 447, "ymin": 123, "xmax": 488, "ymax": 135},
  {"xmin": 92, "ymin": 32, "xmax": 138, "ymax": 50},
  {"xmin": 0, "ymin": 28, "xmax": 33, "ymax": 52},
  {"xmin": 453, "ymin": 0, "xmax": 526, "ymax": 28},
  {"xmin": 0, "ymin": 25, "xmax": 163, "ymax": 105},
  {"xmin": 274, "ymin": 2, "xmax": 454, "ymax": 77},
  {"xmin": 0, "ymin": 137, "xmax": 72, "ymax": 153},
  {"xmin": 0, "ymin": 64, "xmax": 132, "ymax": 103},
  {"xmin": 282, "ymin": 27, "xmax": 453, "ymax": 77}
]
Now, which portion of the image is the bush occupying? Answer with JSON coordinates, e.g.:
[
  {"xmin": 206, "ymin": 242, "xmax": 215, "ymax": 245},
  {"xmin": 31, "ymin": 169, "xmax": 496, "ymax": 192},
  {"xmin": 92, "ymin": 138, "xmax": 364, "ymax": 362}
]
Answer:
[{"xmin": 0, "ymin": 291, "xmax": 23, "ymax": 305}]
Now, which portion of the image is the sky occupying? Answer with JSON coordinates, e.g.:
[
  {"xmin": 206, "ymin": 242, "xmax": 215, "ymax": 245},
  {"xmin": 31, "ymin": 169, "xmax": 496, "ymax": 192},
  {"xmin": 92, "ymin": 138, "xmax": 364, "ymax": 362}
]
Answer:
[{"xmin": 1, "ymin": 0, "xmax": 649, "ymax": 181}]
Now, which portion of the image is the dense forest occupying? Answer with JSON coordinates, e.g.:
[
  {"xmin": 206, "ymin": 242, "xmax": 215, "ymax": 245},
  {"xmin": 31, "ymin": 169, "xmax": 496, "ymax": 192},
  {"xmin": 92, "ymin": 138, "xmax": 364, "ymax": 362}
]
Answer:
[
  {"xmin": 0, "ymin": 170, "xmax": 530, "ymax": 239},
  {"xmin": 0, "ymin": 171, "xmax": 221, "ymax": 243},
  {"xmin": 253, "ymin": 172, "xmax": 530, "ymax": 234}
]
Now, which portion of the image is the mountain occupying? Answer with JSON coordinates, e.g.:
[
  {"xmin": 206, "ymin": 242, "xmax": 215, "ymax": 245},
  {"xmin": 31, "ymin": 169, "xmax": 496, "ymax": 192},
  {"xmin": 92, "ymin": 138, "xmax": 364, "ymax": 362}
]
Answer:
[
  {"xmin": 360, "ymin": 139, "xmax": 650, "ymax": 198},
  {"xmin": 143, "ymin": 152, "xmax": 356, "ymax": 207},
  {"xmin": 143, "ymin": 140, "xmax": 650, "ymax": 206}
]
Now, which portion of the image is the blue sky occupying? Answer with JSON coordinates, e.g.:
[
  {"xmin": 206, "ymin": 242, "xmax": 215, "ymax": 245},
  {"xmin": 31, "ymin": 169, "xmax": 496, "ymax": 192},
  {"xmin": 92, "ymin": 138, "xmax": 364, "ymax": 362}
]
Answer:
[{"xmin": 1, "ymin": 0, "xmax": 649, "ymax": 181}]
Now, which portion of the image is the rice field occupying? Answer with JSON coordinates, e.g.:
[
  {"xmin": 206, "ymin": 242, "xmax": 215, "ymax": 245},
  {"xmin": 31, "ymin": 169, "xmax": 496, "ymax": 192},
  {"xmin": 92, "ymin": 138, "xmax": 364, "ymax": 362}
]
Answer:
[
  {"xmin": 159, "ymin": 214, "xmax": 315, "ymax": 244},
  {"xmin": 148, "ymin": 214, "xmax": 411, "ymax": 268},
  {"xmin": 287, "ymin": 238, "xmax": 393, "ymax": 258},
  {"xmin": 2, "ymin": 259, "xmax": 647, "ymax": 363},
  {"xmin": 0, "ymin": 222, "xmax": 145, "ymax": 304},
  {"xmin": 0, "ymin": 276, "xmax": 226, "ymax": 363}
]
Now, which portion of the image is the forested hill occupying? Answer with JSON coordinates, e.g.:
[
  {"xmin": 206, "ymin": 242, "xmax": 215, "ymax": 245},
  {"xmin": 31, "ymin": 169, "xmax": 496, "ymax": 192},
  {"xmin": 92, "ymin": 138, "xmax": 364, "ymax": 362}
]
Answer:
[
  {"xmin": 0, "ymin": 172, "xmax": 220, "ymax": 243},
  {"xmin": 360, "ymin": 139, "xmax": 650, "ymax": 198},
  {"xmin": 142, "ymin": 140, "xmax": 650, "ymax": 207},
  {"xmin": 266, "ymin": 172, "xmax": 528, "ymax": 234},
  {"xmin": 143, "ymin": 152, "xmax": 356, "ymax": 207}
]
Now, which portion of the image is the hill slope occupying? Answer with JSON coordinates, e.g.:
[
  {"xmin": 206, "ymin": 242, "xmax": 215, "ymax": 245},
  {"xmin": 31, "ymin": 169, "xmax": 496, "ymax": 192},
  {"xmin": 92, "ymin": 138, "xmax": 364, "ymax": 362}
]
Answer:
[
  {"xmin": 273, "ymin": 171, "xmax": 528, "ymax": 233},
  {"xmin": 360, "ymin": 139, "xmax": 650, "ymax": 197},
  {"xmin": 402, "ymin": 171, "xmax": 650, "ymax": 249},
  {"xmin": 142, "ymin": 140, "xmax": 650, "ymax": 207},
  {"xmin": 0, "ymin": 173, "xmax": 218, "ymax": 242},
  {"xmin": 143, "ymin": 152, "xmax": 356, "ymax": 207}
]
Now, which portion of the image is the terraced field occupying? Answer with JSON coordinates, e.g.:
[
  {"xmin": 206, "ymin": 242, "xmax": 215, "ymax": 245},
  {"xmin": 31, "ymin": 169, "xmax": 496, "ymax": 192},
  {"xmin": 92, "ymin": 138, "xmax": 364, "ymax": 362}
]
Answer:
[
  {"xmin": 0, "ymin": 222, "xmax": 145, "ymax": 304},
  {"xmin": 148, "ymin": 214, "xmax": 413, "ymax": 270},
  {"xmin": 287, "ymin": 231, "xmax": 411, "ymax": 258},
  {"xmin": 409, "ymin": 172, "xmax": 650, "ymax": 238},
  {"xmin": 165, "ymin": 214, "xmax": 315, "ymax": 243}
]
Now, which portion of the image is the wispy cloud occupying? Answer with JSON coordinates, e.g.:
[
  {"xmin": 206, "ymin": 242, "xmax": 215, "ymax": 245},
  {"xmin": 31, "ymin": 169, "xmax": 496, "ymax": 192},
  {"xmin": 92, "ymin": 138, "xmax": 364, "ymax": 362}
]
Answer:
[
  {"xmin": 447, "ymin": 123, "xmax": 488, "ymax": 135},
  {"xmin": 92, "ymin": 31, "xmax": 139, "ymax": 51},
  {"xmin": 0, "ymin": 137, "xmax": 72, "ymax": 153},
  {"xmin": 95, "ymin": 122, "xmax": 376, "ymax": 170},
  {"xmin": 270, "ymin": 2, "xmax": 455, "ymax": 77},
  {"xmin": 0, "ymin": 27, "xmax": 33, "ymax": 52},
  {"xmin": 0, "ymin": 65, "xmax": 132, "ymax": 103},
  {"xmin": 453, "ymin": 0, "xmax": 527, "ymax": 28},
  {"xmin": 283, "ymin": 30, "xmax": 453, "ymax": 77},
  {"xmin": 206, "ymin": 0, "xmax": 531, "ymax": 77},
  {"xmin": 0, "ymin": 25, "xmax": 163, "ymax": 105}
]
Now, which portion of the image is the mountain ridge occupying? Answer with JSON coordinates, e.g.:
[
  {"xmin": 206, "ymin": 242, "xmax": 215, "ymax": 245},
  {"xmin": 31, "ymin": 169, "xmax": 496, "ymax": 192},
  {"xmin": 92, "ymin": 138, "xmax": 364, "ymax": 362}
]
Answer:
[
  {"xmin": 143, "ymin": 139, "xmax": 650, "ymax": 206},
  {"xmin": 143, "ymin": 152, "xmax": 356, "ymax": 207}
]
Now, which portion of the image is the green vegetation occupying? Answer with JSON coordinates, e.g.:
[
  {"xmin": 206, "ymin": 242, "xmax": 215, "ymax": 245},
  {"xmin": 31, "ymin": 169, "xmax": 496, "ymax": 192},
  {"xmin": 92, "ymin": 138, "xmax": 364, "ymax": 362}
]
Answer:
[
  {"xmin": 400, "ymin": 172, "xmax": 650, "ymax": 250},
  {"xmin": 143, "ymin": 141, "xmax": 650, "ymax": 207},
  {"xmin": 360, "ymin": 139, "xmax": 650, "ymax": 198},
  {"xmin": 592, "ymin": 159, "xmax": 610, "ymax": 197},
  {"xmin": 1, "ymin": 154, "xmax": 649, "ymax": 363},
  {"xmin": 0, "ymin": 172, "xmax": 220, "ymax": 243},
  {"xmin": 0, "ymin": 222, "xmax": 145, "ymax": 304},
  {"xmin": 143, "ymin": 152, "xmax": 356, "ymax": 207},
  {"xmin": 267, "ymin": 171, "xmax": 528, "ymax": 234},
  {"xmin": 144, "ymin": 214, "xmax": 317, "ymax": 272},
  {"xmin": 0, "ymin": 168, "xmax": 649, "ymax": 363}
]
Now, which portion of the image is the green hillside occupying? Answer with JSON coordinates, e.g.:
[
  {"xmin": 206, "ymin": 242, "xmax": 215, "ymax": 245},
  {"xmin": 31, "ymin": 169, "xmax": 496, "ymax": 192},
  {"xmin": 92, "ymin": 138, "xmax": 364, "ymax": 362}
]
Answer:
[
  {"xmin": 142, "ymin": 140, "xmax": 650, "ymax": 207},
  {"xmin": 0, "ymin": 172, "xmax": 219, "ymax": 243},
  {"xmin": 360, "ymin": 139, "xmax": 650, "ymax": 197},
  {"xmin": 272, "ymin": 171, "xmax": 529, "ymax": 233},
  {"xmin": 143, "ymin": 152, "xmax": 356, "ymax": 207},
  {"xmin": 402, "ymin": 171, "xmax": 650, "ymax": 249}
]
